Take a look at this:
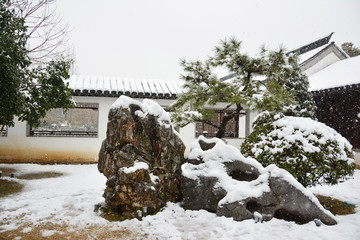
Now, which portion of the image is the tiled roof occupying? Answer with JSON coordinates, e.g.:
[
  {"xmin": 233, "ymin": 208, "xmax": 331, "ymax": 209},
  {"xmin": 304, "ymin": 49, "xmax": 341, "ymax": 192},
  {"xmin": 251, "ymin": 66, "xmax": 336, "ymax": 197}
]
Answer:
[
  {"xmin": 286, "ymin": 32, "xmax": 334, "ymax": 56},
  {"xmin": 67, "ymin": 75, "xmax": 184, "ymax": 99}
]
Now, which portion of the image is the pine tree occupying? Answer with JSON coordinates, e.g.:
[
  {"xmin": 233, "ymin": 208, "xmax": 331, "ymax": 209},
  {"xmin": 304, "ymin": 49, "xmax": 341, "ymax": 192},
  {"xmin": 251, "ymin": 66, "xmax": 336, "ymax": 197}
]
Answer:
[
  {"xmin": 281, "ymin": 58, "xmax": 317, "ymax": 119},
  {"xmin": 170, "ymin": 38, "xmax": 308, "ymax": 138},
  {"xmin": 240, "ymin": 47, "xmax": 350, "ymax": 188},
  {"xmin": 341, "ymin": 42, "xmax": 360, "ymax": 57}
]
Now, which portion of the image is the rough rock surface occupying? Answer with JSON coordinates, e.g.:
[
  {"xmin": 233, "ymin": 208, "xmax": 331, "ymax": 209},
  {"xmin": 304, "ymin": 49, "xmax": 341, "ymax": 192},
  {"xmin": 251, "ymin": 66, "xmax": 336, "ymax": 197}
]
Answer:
[
  {"xmin": 98, "ymin": 96, "xmax": 185, "ymax": 218},
  {"xmin": 181, "ymin": 136, "xmax": 337, "ymax": 225}
]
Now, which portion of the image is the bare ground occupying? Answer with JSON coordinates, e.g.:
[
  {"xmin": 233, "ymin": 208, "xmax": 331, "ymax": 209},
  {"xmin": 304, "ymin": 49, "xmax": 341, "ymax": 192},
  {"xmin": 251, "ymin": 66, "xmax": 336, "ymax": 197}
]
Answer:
[{"xmin": 0, "ymin": 221, "xmax": 144, "ymax": 240}]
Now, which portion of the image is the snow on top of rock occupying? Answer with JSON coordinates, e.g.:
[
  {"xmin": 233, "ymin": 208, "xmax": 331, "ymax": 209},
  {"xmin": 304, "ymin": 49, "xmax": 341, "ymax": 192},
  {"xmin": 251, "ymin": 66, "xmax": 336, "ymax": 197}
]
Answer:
[
  {"xmin": 265, "ymin": 164, "xmax": 326, "ymax": 210},
  {"xmin": 182, "ymin": 137, "xmax": 269, "ymax": 204},
  {"xmin": 121, "ymin": 160, "xmax": 149, "ymax": 174},
  {"xmin": 111, "ymin": 95, "xmax": 141, "ymax": 109},
  {"xmin": 141, "ymin": 99, "xmax": 171, "ymax": 123},
  {"xmin": 182, "ymin": 136, "xmax": 326, "ymax": 209},
  {"xmin": 111, "ymin": 95, "xmax": 172, "ymax": 127},
  {"xmin": 308, "ymin": 56, "xmax": 360, "ymax": 91},
  {"xmin": 110, "ymin": 96, "xmax": 184, "ymax": 143},
  {"xmin": 186, "ymin": 136, "xmax": 263, "ymax": 170}
]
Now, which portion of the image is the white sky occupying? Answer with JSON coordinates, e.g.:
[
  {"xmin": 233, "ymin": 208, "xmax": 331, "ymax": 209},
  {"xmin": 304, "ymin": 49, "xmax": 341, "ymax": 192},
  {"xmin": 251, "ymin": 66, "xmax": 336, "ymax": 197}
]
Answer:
[{"xmin": 56, "ymin": 0, "xmax": 360, "ymax": 80}]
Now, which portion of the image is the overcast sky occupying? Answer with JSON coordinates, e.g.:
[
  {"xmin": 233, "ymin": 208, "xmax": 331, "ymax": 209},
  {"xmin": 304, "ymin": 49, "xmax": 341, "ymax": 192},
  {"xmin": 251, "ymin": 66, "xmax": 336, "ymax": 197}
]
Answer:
[{"xmin": 56, "ymin": 0, "xmax": 360, "ymax": 80}]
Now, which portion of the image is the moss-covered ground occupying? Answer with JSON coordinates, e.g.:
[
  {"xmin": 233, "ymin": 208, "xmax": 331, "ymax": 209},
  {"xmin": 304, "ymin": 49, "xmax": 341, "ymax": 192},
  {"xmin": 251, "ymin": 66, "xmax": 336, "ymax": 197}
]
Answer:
[{"xmin": 316, "ymin": 195, "xmax": 355, "ymax": 215}]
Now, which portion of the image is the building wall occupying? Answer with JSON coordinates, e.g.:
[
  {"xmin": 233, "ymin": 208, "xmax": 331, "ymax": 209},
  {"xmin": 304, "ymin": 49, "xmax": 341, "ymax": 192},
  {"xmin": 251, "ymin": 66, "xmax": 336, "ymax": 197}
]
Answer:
[
  {"xmin": 0, "ymin": 96, "xmax": 113, "ymax": 163},
  {"xmin": 355, "ymin": 150, "xmax": 360, "ymax": 166},
  {"xmin": 312, "ymin": 85, "xmax": 360, "ymax": 149},
  {"xmin": 0, "ymin": 96, "xmax": 252, "ymax": 163},
  {"xmin": 303, "ymin": 52, "xmax": 340, "ymax": 76},
  {"xmin": 302, "ymin": 44, "xmax": 347, "ymax": 76}
]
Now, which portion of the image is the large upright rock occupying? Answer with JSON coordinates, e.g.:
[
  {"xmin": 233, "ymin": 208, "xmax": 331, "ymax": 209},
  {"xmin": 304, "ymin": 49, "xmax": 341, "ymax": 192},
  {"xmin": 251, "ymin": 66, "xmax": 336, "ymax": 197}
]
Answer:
[
  {"xmin": 181, "ymin": 136, "xmax": 337, "ymax": 225},
  {"xmin": 98, "ymin": 96, "xmax": 185, "ymax": 218}
]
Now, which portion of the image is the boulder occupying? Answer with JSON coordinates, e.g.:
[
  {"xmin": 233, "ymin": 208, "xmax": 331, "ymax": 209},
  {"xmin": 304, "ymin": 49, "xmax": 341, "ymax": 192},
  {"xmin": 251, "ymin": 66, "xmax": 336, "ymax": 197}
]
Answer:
[
  {"xmin": 98, "ymin": 96, "xmax": 185, "ymax": 218},
  {"xmin": 181, "ymin": 136, "xmax": 337, "ymax": 225}
]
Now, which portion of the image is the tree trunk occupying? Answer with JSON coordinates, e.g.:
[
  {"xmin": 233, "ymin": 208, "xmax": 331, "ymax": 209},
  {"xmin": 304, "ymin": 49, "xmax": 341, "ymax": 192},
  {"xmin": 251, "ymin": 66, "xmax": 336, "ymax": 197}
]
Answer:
[{"xmin": 215, "ymin": 104, "xmax": 243, "ymax": 138}]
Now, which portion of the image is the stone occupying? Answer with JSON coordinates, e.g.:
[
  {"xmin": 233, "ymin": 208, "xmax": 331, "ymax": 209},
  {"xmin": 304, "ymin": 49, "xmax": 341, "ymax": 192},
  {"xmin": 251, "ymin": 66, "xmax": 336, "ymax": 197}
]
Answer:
[
  {"xmin": 98, "ymin": 96, "xmax": 185, "ymax": 218},
  {"xmin": 181, "ymin": 136, "xmax": 337, "ymax": 225}
]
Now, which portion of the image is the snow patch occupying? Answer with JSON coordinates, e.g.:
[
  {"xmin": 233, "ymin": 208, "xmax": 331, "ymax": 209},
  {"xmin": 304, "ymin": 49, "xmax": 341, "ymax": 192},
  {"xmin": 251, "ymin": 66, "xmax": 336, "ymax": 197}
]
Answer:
[
  {"xmin": 110, "ymin": 95, "xmax": 142, "ymax": 110},
  {"xmin": 41, "ymin": 230, "xmax": 63, "ymax": 237},
  {"xmin": 22, "ymin": 227, "xmax": 33, "ymax": 233},
  {"xmin": 121, "ymin": 161, "xmax": 149, "ymax": 174},
  {"xmin": 309, "ymin": 56, "xmax": 360, "ymax": 91},
  {"xmin": 150, "ymin": 173, "xmax": 160, "ymax": 184}
]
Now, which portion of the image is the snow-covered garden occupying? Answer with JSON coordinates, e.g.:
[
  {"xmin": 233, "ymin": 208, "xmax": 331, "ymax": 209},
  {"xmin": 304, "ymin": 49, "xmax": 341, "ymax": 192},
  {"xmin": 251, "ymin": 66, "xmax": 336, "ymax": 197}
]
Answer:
[
  {"xmin": 1, "ymin": 94, "xmax": 358, "ymax": 240},
  {"xmin": 1, "ymin": 1, "xmax": 359, "ymax": 239},
  {"xmin": 0, "ymin": 163, "xmax": 359, "ymax": 239}
]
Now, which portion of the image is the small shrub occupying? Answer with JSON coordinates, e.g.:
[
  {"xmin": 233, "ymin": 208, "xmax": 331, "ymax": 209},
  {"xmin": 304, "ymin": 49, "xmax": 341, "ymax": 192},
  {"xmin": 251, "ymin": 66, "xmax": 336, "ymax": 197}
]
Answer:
[{"xmin": 241, "ymin": 112, "xmax": 355, "ymax": 187}]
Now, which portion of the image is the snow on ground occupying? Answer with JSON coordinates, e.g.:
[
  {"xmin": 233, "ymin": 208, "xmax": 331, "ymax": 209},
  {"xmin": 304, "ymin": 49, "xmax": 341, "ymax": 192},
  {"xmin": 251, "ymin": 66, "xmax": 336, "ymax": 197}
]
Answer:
[{"xmin": 0, "ymin": 164, "xmax": 359, "ymax": 239}]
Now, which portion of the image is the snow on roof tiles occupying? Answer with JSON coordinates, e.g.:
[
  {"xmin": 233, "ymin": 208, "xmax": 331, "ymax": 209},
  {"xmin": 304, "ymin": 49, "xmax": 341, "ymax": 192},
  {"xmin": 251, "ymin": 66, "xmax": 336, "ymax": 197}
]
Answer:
[
  {"xmin": 298, "ymin": 44, "xmax": 329, "ymax": 65},
  {"xmin": 309, "ymin": 56, "xmax": 360, "ymax": 91},
  {"xmin": 68, "ymin": 75, "xmax": 184, "ymax": 99},
  {"xmin": 287, "ymin": 32, "xmax": 334, "ymax": 56}
]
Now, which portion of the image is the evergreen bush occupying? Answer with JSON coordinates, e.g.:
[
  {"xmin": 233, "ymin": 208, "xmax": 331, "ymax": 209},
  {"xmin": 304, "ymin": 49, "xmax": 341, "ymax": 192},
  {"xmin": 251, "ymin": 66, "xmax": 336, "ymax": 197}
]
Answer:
[{"xmin": 241, "ymin": 112, "xmax": 355, "ymax": 187}]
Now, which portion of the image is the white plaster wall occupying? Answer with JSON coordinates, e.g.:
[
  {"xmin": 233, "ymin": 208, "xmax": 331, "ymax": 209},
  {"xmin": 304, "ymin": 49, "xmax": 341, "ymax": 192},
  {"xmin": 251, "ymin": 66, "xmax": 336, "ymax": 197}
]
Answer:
[
  {"xmin": 178, "ymin": 123, "xmax": 196, "ymax": 154},
  {"xmin": 239, "ymin": 114, "xmax": 246, "ymax": 138},
  {"xmin": 249, "ymin": 110, "xmax": 259, "ymax": 134},
  {"xmin": 303, "ymin": 52, "xmax": 340, "ymax": 76},
  {"xmin": 0, "ymin": 96, "xmax": 115, "ymax": 162},
  {"xmin": 354, "ymin": 150, "xmax": 360, "ymax": 166},
  {"xmin": 224, "ymin": 138, "xmax": 244, "ymax": 149}
]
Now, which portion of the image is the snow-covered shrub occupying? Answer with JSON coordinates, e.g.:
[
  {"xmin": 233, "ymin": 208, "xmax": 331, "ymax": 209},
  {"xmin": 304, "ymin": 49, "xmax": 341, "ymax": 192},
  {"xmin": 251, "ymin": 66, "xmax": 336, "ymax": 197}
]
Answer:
[{"xmin": 241, "ymin": 112, "xmax": 355, "ymax": 187}]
